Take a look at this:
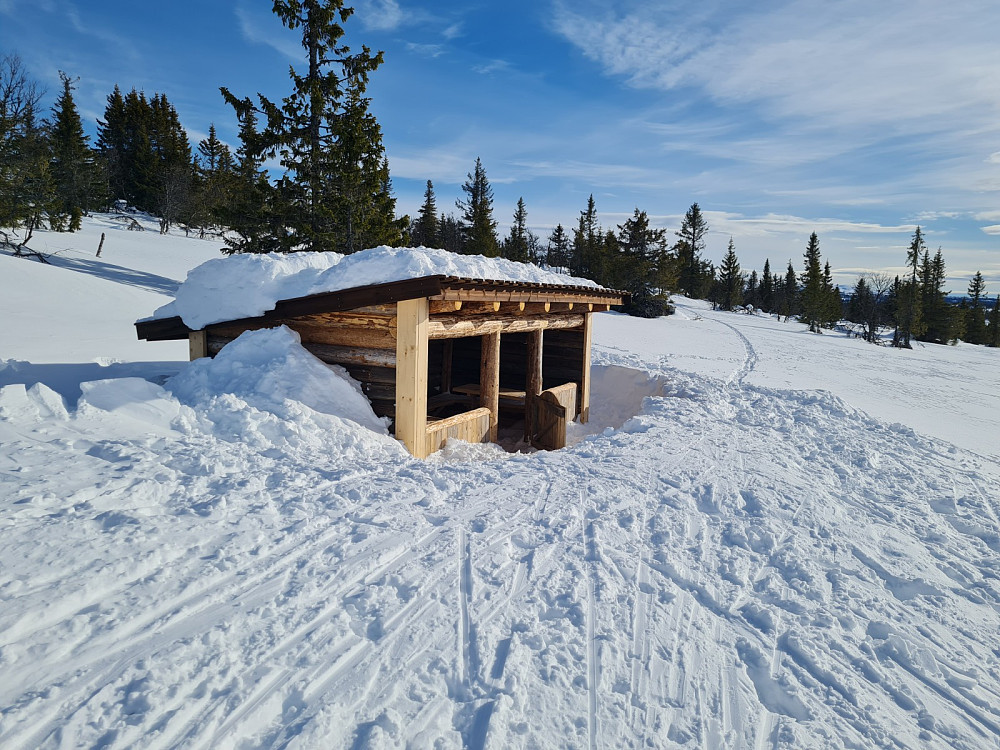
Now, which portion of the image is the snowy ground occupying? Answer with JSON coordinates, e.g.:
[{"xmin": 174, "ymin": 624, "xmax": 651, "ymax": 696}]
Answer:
[{"xmin": 2, "ymin": 217, "xmax": 1000, "ymax": 749}]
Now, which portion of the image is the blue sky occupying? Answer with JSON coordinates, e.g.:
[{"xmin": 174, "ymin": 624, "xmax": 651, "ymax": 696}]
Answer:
[{"xmin": 2, "ymin": 0, "xmax": 999, "ymax": 293}]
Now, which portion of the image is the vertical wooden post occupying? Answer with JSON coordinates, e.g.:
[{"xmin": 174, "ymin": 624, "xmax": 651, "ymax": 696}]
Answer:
[
  {"xmin": 578, "ymin": 313, "xmax": 592, "ymax": 423},
  {"xmin": 480, "ymin": 331, "xmax": 501, "ymax": 442},
  {"xmin": 441, "ymin": 339, "xmax": 454, "ymax": 394},
  {"xmin": 188, "ymin": 330, "xmax": 208, "ymax": 360},
  {"xmin": 395, "ymin": 298, "xmax": 430, "ymax": 457},
  {"xmin": 524, "ymin": 329, "xmax": 543, "ymax": 440}
]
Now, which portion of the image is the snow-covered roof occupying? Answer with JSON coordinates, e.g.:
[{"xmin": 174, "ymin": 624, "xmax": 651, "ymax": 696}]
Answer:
[
  {"xmin": 138, "ymin": 246, "xmax": 623, "ymax": 340},
  {"xmin": 146, "ymin": 246, "xmax": 611, "ymax": 330}
]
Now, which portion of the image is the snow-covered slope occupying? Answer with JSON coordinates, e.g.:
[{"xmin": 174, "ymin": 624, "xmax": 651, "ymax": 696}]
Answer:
[{"xmin": 2, "ymin": 217, "xmax": 1000, "ymax": 749}]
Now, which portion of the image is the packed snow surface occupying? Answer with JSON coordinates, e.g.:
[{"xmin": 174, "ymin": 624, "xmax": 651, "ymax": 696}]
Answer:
[
  {"xmin": 2, "ymin": 217, "xmax": 1000, "ymax": 749},
  {"xmin": 152, "ymin": 246, "xmax": 601, "ymax": 329}
]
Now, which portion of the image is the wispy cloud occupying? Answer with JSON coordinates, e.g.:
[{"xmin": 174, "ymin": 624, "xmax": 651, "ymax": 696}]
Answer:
[
  {"xmin": 442, "ymin": 22, "xmax": 463, "ymax": 40},
  {"xmin": 353, "ymin": 0, "xmax": 405, "ymax": 32},
  {"xmin": 472, "ymin": 59, "xmax": 511, "ymax": 76},
  {"xmin": 553, "ymin": 1, "xmax": 1000, "ymax": 134},
  {"xmin": 234, "ymin": 4, "xmax": 299, "ymax": 61},
  {"xmin": 981, "ymin": 225, "xmax": 1000, "ymax": 236},
  {"xmin": 405, "ymin": 42, "xmax": 445, "ymax": 58}
]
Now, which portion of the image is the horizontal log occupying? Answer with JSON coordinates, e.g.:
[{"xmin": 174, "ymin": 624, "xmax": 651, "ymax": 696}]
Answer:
[
  {"xmin": 341, "ymin": 364, "xmax": 396, "ymax": 385},
  {"xmin": 361, "ymin": 382, "xmax": 396, "ymax": 401},
  {"xmin": 207, "ymin": 335, "xmax": 398, "ymax": 368},
  {"xmin": 428, "ymin": 313, "xmax": 585, "ymax": 340},
  {"xmin": 305, "ymin": 311, "xmax": 397, "ymax": 331},
  {"xmin": 294, "ymin": 323, "xmax": 397, "ymax": 350}
]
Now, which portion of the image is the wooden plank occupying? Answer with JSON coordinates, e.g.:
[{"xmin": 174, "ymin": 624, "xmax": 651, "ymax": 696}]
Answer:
[
  {"xmin": 579, "ymin": 312, "xmax": 593, "ymax": 423},
  {"xmin": 525, "ymin": 330, "xmax": 543, "ymax": 440},
  {"xmin": 531, "ymin": 383, "xmax": 577, "ymax": 450},
  {"xmin": 428, "ymin": 313, "xmax": 585, "ymax": 340},
  {"xmin": 188, "ymin": 330, "xmax": 208, "ymax": 361},
  {"xmin": 395, "ymin": 298, "xmax": 430, "ymax": 458},
  {"xmin": 425, "ymin": 407, "xmax": 491, "ymax": 455},
  {"xmin": 480, "ymin": 331, "xmax": 501, "ymax": 442}
]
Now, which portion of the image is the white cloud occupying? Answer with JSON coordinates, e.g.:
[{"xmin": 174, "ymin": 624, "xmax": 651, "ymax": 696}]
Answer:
[
  {"xmin": 354, "ymin": 0, "xmax": 405, "ymax": 31},
  {"xmin": 553, "ymin": 1, "xmax": 1000, "ymax": 136},
  {"xmin": 442, "ymin": 22, "xmax": 463, "ymax": 40},
  {"xmin": 975, "ymin": 211, "xmax": 1000, "ymax": 222},
  {"xmin": 981, "ymin": 225, "xmax": 1000, "ymax": 236},
  {"xmin": 234, "ymin": 4, "xmax": 300, "ymax": 61},
  {"xmin": 405, "ymin": 42, "xmax": 444, "ymax": 58},
  {"xmin": 473, "ymin": 59, "xmax": 511, "ymax": 76}
]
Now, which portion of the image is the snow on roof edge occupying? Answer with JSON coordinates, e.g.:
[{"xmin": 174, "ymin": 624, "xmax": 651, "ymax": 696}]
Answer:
[{"xmin": 149, "ymin": 246, "xmax": 607, "ymax": 330}]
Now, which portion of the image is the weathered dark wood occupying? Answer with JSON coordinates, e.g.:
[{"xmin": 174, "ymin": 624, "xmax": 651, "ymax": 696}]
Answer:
[{"xmin": 525, "ymin": 330, "xmax": 542, "ymax": 440}]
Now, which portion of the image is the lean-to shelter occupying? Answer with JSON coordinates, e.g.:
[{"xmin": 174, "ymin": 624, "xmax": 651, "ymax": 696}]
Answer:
[{"xmin": 136, "ymin": 253, "xmax": 624, "ymax": 457}]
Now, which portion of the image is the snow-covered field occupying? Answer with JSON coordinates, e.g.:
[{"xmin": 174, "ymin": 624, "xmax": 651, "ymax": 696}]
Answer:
[{"xmin": 2, "ymin": 215, "xmax": 1000, "ymax": 749}]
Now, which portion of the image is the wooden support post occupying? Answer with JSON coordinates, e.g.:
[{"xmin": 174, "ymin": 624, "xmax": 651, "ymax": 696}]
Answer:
[
  {"xmin": 579, "ymin": 313, "xmax": 592, "ymax": 423},
  {"xmin": 480, "ymin": 330, "xmax": 501, "ymax": 442},
  {"xmin": 441, "ymin": 339, "xmax": 454, "ymax": 394},
  {"xmin": 188, "ymin": 330, "xmax": 208, "ymax": 360},
  {"xmin": 524, "ymin": 330, "xmax": 543, "ymax": 440},
  {"xmin": 395, "ymin": 298, "xmax": 430, "ymax": 457}
]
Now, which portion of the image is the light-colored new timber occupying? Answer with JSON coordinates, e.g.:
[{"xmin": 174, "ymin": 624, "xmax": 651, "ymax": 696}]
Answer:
[
  {"xmin": 188, "ymin": 330, "xmax": 208, "ymax": 361},
  {"xmin": 395, "ymin": 298, "xmax": 430, "ymax": 457},
  {"xmin": 427, "ymin": 313, "xmax": 585, "ymax": 339},
  {"xmin": 425, "ymin": 407, "xmax": 491, "ymax": 454},
  {"xmin": 480, "ymin": 330, "xmax": 501, "ymax": 442}
]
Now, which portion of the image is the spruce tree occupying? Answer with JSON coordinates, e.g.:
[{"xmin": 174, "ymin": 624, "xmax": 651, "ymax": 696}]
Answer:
[
  {"xmin": 571, "ymin": 194, "xmax": 600, "ymax": 278},
  {"xmin": 759, "ymin": 259, "xmax": 774, "ymax": 312},
  {"xmin": 893, "ymin": 227, "xmax": 925, "ymax": 347},
  {"xmin": 219, "ymin": 107, "xmax": 275, "ymax": 254},
  {"xmin": 546, "ymin": 223, "xmax": 570, "ymax": 269},
  {"xmin": 48, "ymin": 72, "xmax": 100, "ymax": 231},
  {"xmin": 412, "ymin": 179, "xmax": 438, "ymax": 247},
  {"xmin": 676, "ymin": 202, "xmax": 709, "ymax": 297},
  {"xmin": 744, "ymin": 269, "xmax": 758, "ymax": 309},
  {"xmin": 456, "ymin": 156, "xmax": 498, "ymax": 256},
  {"xmin": 192, "ymin": 124, "xmax": 233, "ymax": 231},
  {"xmin": 799, "ymin": 233, "xmax": 825, "ymax": 332},
  {"xmin": 782, "ymin": 261, "xmax": 798, "ymax": 318},
  {"xmin": 502, "ymin": 197, "xmax": 532, "ymax": 262},
  {"xmin": 717, "ymin": 238, "xmax": 743, "ymax": 311},
  {"xmin": 222, "ymin": 0, "xmax": 388, "ymax": 253},
  {"xmin": 615, "ymin": 208, "xmax": 666, "ymax": 305},
  {"xmin": 965, "ymin": 271, "xmax": 987, "ymax": 345}
]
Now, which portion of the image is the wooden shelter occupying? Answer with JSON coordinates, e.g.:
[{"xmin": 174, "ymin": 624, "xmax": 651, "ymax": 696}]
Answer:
[{"xmin": 136, "ymin": 275, "xmax": 624, "ymax": 458}]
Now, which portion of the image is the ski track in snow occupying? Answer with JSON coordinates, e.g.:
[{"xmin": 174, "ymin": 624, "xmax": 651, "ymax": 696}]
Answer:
[{"xmin": 2, "ymin": 294, "xmax": 1000, "ymax": 747}]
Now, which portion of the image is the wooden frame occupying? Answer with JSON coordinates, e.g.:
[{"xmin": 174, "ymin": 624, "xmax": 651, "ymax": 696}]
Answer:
[{"xmin": 137, "ymin": 275, "xmax": 624, "ymax": 458}]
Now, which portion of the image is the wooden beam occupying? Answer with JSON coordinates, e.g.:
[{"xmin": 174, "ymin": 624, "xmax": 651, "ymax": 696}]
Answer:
[
  {"xmin": 524, "ymin": 329, "xmax": 543, "ymax": 440},
  {"xmin": 395, "ymin": 298, "xmax": 430, "ymax": 457},
  {"xmin": 430, "ymin": 300, "xmax": 463, "ymax": 314},
  {"xmin": 428, "ymin": 313, "xmax": 585, "ymax": 339},
  {"xmin": 579, "ymin": 313, "xmax": 593, "ymax": 423},
  {"xmin": 207, "ymin": 336, "xmax": 396, "ymax": 367},
  {"xmin": 480, "ymin": 330, "xmax": 501, "ymax": 442},
  {"xmin": 188, "ymin": 330, "xmax": 208, "ymax": 360}
]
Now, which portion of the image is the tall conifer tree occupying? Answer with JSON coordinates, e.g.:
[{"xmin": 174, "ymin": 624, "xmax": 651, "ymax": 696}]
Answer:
[{"xmin": 456, "ymin": 157, "xmax": 498, "ymax": 256}]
